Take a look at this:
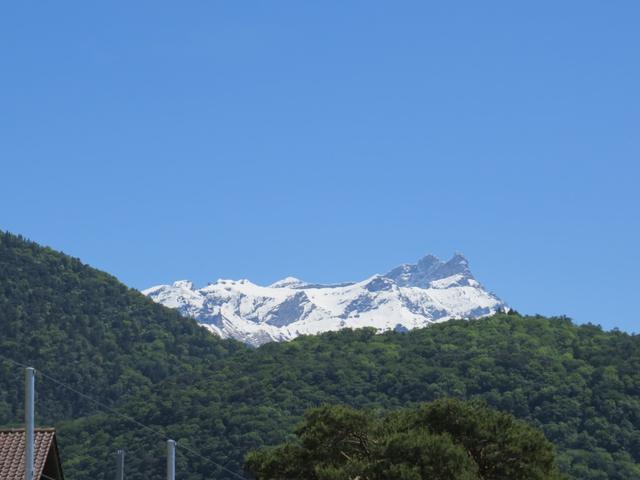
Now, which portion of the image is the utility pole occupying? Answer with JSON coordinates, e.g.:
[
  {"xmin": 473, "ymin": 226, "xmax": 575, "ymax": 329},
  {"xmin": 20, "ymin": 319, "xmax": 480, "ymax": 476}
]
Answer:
[
  {"xmin": 167, "ymin": 439, "xmax": 176, "ymax": 480},
  {"xmin": 116, "ymin": 449, "xmax": 125, "ymax": 480},
  {"xmin": 25, "ymin": 367, "xmax": 35, "ymax": 480}
]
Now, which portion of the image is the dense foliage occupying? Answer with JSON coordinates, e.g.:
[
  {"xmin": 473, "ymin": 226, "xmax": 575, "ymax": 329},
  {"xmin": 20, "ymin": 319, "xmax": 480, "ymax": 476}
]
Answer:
[
  {"xmin": 246, "ymin": 399, "xmax": 566, "ymax": 479},
  {"xmin": 0, "ymin": 231, "xmax": 242, "ymax": 422},
  {"xmin": 1, "ymin": 231, "xmax": 639, "ymax": 479}
]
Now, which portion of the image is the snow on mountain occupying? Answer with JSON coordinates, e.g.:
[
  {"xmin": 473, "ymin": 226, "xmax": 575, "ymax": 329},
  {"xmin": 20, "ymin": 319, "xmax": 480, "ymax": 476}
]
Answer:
[{"xmin": 142, "ymin": 254, "xmax": 507, "ymax": 346}]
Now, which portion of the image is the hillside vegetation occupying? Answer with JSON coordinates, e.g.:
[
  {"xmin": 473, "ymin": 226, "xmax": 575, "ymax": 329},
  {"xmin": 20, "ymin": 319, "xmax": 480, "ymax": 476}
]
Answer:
[
  {"xmin": 0, "ymin": 231, "xmax": 638, "ymax": 479},
  {"xmin": 0, "ymin": 231, "xmax": 242, "ymax": 423}
]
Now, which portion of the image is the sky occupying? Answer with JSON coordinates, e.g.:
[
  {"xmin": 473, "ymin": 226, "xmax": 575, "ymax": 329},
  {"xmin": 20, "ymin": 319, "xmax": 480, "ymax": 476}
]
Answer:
[{"xmin": 1, "ymin": 1, "xmax": 638, "ymax": 332}]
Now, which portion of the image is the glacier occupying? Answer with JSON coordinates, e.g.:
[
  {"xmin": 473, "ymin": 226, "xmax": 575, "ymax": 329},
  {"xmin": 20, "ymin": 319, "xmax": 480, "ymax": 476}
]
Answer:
[{"xmin": 143, "ymin": 253, "xmax": 507, "ymax": 346}]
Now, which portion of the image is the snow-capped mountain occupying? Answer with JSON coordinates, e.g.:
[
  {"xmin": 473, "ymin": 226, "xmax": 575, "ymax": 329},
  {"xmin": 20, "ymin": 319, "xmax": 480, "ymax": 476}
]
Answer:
[{"xmin": 143, "ymin": 254, "xmax": 507, "ymax": 346}]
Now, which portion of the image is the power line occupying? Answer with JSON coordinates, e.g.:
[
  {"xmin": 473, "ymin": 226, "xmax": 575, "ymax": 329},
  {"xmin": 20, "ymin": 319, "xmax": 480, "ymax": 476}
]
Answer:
[
  {"xmin": 0, "ymin": 353, "xmax": 29, "ymax": 370},
  {"xmin": 0, "ymin": 353, "xmax": 250, "ymax": 480}
]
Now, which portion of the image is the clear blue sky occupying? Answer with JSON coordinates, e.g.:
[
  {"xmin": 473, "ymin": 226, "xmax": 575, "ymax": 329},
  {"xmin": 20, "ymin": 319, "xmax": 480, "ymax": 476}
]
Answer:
[{"xmin": 1, "ymin": 2, "xmax": 638, "ymax": 331}]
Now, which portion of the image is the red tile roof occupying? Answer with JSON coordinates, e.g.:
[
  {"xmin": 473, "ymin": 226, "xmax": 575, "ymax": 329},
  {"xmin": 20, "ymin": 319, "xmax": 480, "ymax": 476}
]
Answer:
[{"xmin": 0, "ymin": 428, "xmax": 58, "ymax": 480}]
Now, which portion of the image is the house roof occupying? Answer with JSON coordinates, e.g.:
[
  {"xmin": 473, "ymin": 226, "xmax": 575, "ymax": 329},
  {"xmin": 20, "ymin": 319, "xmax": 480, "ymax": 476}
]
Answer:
[{"xmin": 0, "ymin": 428, "xmax": 61, "ymax": 480}]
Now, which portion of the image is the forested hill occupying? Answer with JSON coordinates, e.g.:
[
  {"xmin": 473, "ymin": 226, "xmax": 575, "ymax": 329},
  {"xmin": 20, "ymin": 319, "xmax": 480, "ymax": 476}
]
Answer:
[
  {"xmin": 0, "ymin": 231, "xmax": 244, "ymax": 423},
  {"xmin": 62, "ymin": 315, "xmax": 639, "ymax": 479},
  {"xmin": 1, "ymin": 231, "xmax": 639, "ymax": 479}
]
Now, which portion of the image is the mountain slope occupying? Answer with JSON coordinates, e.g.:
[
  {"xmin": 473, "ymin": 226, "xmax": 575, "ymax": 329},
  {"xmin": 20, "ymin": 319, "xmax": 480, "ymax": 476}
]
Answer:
[
  {"xmin": 0, "ymin": 231, "xmax": 243, "ymax": 424},
  {"xmin": 144, "ymin": 253, "xmax": 506, "ymax": 346}
]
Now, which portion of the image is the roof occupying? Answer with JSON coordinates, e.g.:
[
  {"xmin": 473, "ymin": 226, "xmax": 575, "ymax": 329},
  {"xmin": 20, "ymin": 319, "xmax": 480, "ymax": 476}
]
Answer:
[{"xmin": 0, "ymin": 428, "xmax": 63, "ymax": 480}]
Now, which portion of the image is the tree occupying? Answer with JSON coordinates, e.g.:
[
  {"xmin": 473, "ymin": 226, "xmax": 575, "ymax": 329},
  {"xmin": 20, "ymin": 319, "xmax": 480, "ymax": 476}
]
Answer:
[{"xmin": 246, "ymin": 399, "xmax": 566, "ymax": 480}]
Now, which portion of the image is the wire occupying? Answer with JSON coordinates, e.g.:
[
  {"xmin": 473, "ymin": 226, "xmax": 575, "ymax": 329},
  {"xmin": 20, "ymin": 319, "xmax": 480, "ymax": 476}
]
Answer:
[
  {"xmin": 36, "ymin": 370, "xmax": 168, "ymax": 437},
  {"xmin": 0, "ymin": 353, "xmax": 29, "ymax": 370},
  {"xmin": 0, "ymin": 353, "xmax": 250, "ymax": 480}
]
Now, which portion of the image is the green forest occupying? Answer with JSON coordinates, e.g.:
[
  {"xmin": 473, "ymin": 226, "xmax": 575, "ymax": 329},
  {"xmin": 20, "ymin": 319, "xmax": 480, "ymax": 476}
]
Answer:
[{"xmin": 1, "ymin": 231, "xmax": 639, "ymax": 479}]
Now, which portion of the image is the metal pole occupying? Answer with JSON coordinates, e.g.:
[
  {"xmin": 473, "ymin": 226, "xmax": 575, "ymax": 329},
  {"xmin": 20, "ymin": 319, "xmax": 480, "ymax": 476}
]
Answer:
[
  {"xmin": 167, "ymin": 439, "xmax": 176, "ymax": 480},
  {"xmin": 25, "ymin": 367, "xmax": 35, "ymax": 480},
  {"xmin": 116, "ymin": 449, "xmax": 125, "ymax": 480}
]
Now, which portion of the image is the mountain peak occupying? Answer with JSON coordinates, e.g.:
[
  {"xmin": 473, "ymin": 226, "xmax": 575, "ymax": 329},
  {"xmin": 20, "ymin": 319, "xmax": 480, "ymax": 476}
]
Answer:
[
  {"xmin": 384, "ymin": 253, "xmax": 473, "ymax": 288},
  {"xmin": 269, "ymin": 276, "xmax": 307, "ymax": 288},
  {"xmin": 417, "ymin": 253, "xmax": 441, "ymax": 265},
  {"xmin": 448, "ymin": 252, "xmax": 469, "ymax": 266},
  {"xmin": 144, "ymin": 252, "xmax": 505, "ymax": 346},
  {"xmin": 172, "ymin": 280, "xmax": 195, "ymax": 290},
  {"xmin": 440, "ymin": 253, "xmax": 472, "ymax": 277},
  {"xmin": 451, "ymin": 251, "xmax": 468, "ymax": 261}
]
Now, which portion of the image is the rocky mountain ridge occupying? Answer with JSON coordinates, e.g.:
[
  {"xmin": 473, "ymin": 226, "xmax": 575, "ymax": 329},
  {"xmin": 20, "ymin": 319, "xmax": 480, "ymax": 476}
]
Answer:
[{"xmin": 143, "ymin": 253, "xmax": 507, "ymax": 346}]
